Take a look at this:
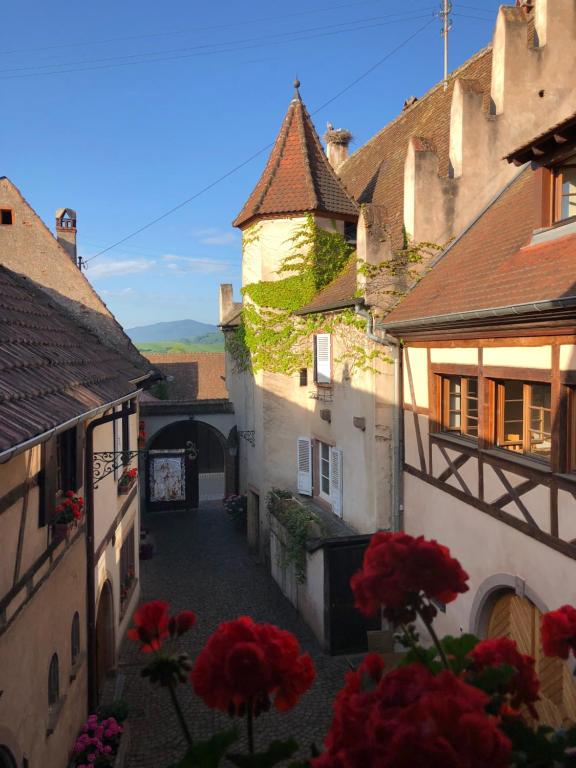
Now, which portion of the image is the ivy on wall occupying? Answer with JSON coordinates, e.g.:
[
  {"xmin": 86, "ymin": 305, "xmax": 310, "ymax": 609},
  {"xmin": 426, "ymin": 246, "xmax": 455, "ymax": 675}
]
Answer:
[{"xmin": 227, "ymin": 215, "xmax": 392, "ymax": 377}]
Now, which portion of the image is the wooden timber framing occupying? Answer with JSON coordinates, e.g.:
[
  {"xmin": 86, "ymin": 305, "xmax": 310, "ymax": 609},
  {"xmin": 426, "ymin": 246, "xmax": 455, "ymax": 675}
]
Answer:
[{"xmin": 402, "ymin": 329, "xmax": 576, "ymax": 557}]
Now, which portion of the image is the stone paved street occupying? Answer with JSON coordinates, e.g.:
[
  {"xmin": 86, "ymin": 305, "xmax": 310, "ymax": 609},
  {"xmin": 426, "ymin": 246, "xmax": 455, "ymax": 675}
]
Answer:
[{"xmin": 112, "ymin": 503, "xmax": 352, "ymax": 767}]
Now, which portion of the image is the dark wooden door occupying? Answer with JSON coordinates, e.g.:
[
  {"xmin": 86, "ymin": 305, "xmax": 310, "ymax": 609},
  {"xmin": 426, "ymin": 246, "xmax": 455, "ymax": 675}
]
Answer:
[{"xmin": 325, "ymin": 538, "xmax": 380, "ymax": 655}]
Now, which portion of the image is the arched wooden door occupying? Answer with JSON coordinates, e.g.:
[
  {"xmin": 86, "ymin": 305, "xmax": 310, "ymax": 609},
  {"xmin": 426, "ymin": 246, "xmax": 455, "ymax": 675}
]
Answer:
[
  {"xmin": 488, "ymin": 592, "xmax": 576, "ymax": 727},
  {"xmin": 95, "ymin": 581, "xmax": 115, "ymax": 701}
]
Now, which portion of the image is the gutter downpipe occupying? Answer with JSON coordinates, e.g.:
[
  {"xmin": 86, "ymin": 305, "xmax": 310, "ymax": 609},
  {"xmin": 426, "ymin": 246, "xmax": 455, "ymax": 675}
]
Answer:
[
  {"xmin": 85, "ymin": 397, "xmax": 138, "ymax": 711},
  {"xmin": 355, "ymin": 303, "xmax": 404, "ymax": 533}
]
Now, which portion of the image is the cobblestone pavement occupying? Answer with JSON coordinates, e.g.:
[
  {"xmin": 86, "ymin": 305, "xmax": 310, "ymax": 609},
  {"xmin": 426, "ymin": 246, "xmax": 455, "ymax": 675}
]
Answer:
[{"xmin": 112, "ymin": 503, "xmax": 352, "ymax": 767}]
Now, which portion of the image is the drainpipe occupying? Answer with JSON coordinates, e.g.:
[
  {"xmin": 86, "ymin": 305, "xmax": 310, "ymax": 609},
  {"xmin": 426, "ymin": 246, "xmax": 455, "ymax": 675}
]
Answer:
[
  {"xmin": 85, "ymin": 398, "xmax": 138, "ymax": 711},
  {"xmin": 355, "ymin": 303, "xmax": 404, "ymax": 533}
]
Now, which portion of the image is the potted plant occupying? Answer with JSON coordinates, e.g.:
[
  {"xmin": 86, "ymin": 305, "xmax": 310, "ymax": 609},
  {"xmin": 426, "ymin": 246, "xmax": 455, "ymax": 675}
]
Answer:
[
  {"xmin": 53, "ymin": 491, "xmax": 84, "ymax": 541},
  {"xmin": 118, "ymin": 468, "xmax": 137, "ymax": 495},
  {"xmin": 69, "ymin": 712, "xmax": 125, "ymax": 767},
  {"xmin": 223, "ymin": 494, "xmax": 247, "ymax": 527}
]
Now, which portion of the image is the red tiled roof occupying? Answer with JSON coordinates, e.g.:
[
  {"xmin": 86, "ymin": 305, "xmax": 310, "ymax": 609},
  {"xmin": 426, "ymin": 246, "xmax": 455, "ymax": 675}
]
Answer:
[
  {"xmin": 296, "ymin": 258, "xmax": 357, "ymax": 314},
  {"xmin": 384, "ymin": 168, "xmax": 576, "ymax": 327},
  {"xmin": 0, "ymin": 267, "xmax": 139, "ymax": 452},
  {"xmin": 233, "ymin": 90, "xmax": 358, "ymax": 228},
  {"xmin": 338, "ymin": 48, "xmax": 494, "ymax": 250},
  {"xmin": 145, "ymin": 353, "xmax": 228, "ymax": 401}
]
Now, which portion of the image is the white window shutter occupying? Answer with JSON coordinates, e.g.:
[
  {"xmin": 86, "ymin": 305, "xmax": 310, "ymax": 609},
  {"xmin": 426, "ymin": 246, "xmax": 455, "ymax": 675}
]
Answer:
[
  {"xmin": 330, "ymin": 447, "xmax": 343, "ymax": 517},
  {"xmin": 297, "ymin": 438, "xmax": 312, "ymax": 496},
  {"xmin": 315, "ymin": 333, "xmax": 331, "ymax": 384}
]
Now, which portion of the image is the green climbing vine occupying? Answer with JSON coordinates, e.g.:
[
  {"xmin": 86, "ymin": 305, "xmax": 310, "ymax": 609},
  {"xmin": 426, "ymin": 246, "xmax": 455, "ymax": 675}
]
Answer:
[
  {"xmin": 267, "ymin": 489, "xmax": 324, "ymax": 584},
  {"xmin": 226, "ymin": 216, "xmax": 436, "ymax": 377}
]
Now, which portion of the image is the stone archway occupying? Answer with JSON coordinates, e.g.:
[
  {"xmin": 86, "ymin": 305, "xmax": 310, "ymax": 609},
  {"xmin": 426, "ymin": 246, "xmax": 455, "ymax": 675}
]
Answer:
[
  {"xmin": 146, "ymin": 419, "xmax": 235, "ymax": 509},
  {"xmin": 95, "ymin": 580, "xmax": 115, "ymax": 701}
]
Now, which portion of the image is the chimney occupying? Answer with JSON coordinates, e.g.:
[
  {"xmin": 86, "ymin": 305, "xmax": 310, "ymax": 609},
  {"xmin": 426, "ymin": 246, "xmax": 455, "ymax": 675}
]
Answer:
[
  {"xmin": 55, "ymin": 208, "xmax": 77, "ymax": 266},
  {"xmin": 323, "ymin": 123, "xmax": 353, "ymax": 170}
]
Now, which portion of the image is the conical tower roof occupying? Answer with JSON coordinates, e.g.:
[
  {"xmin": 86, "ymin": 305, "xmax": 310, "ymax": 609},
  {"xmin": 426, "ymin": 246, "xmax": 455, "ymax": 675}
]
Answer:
[{"xmin": 233, "ymin": 82, "xmax": 358, "ymax": 228}]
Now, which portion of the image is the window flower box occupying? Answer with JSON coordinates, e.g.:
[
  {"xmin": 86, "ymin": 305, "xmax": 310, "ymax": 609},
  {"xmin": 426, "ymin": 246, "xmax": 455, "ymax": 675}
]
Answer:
[
  {"xmin": 117, "ymin": 468, "xmax": 137, "ymax": 496},
  {"xmin": 52, "ymin": 490, "xmax": 84, "ymax": 540}
]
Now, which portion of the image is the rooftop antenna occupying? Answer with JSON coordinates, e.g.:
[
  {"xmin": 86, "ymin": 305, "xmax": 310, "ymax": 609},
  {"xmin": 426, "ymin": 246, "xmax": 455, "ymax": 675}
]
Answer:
[{"xmin": 440, "ymin": 0, "xmax": 452, "ymax": 91}]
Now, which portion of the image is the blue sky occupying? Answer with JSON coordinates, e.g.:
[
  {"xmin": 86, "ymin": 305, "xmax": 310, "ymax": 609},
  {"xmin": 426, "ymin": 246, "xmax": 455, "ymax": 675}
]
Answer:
[{"xmin": 1, "ymin": 0, "xmax": 501, "ymax": 329}]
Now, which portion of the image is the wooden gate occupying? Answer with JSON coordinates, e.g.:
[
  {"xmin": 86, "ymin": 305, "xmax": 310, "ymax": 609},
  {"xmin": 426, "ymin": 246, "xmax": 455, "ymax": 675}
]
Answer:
[
  {"xmin": 325, "ymin": 538, "xmax": 381, "ymax": 655},
  {"xmin": 488, "ymin": 593, "xmax": 576, "ymax": 727},
  {"xmin": 147, "ymin": 449, "xmax": 198, "ymax": 511}
]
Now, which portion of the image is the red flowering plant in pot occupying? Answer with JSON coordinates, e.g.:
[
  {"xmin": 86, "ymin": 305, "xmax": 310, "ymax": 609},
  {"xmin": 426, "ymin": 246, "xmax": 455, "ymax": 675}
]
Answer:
[
  {"xmin": 53, "ymin": 490, "xmax": 84, "ymax": 540},
  {"xmin": 128, "ymin": 532, "xmax": 576, "ymax": 768},
  {"xmin": 118, "ymin": 467, "xmax": 137, "ymax": 494}
]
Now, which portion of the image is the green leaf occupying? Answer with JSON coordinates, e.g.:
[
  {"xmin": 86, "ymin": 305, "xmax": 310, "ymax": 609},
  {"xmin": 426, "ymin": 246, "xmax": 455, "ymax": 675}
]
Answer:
[
  {"xmin": 168, "ymin": 730, "xmax": 238, "ymax": 768},
  {"xmin": 440, "ymin": 634, "xmax": 479, "ymax": 674},
  {"xmin": 227, "ymin": 739, "xmax": 298, "ymax": 768}
]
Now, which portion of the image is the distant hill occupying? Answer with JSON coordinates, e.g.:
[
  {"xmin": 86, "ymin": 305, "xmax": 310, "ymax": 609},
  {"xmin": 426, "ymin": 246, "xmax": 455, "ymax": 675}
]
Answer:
[{"xmin": 126, "ymin": 319, "xmax": 218, "ymax": 343}]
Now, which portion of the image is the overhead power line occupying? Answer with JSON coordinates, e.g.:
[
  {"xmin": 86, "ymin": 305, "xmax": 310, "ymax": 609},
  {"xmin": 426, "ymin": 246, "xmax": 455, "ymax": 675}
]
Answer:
[
  {"xmin": 83, "ymin": 17, "xmax": 435, "ymax": 266},
  {"xmin": 0, "ymin": 0, "xmax": 429, "ymax": 57},
  {"xmin": 0, "ymin": 10, "xmax": 436, "ymax": 79}
]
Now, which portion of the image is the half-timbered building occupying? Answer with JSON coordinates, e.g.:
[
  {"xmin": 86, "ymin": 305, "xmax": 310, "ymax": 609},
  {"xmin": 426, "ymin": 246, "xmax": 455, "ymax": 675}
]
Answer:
[{"xmin": 383, "ymin": 112, "xmax": 576, "ymax": 725}]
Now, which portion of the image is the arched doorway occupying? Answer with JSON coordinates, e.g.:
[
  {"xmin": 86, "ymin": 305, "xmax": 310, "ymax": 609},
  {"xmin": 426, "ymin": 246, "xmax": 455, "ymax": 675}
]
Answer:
[
  {"xmin": 146, "ymin": 420, "xmax": 227, "ymax": 510},
  {"xmin": 487, "ymin": 591, "xmax": 576, "ymax": 727},
  {"xmin": 0, "ymin": 747, "xmax": 16, "ymax": 768},
  {"xmin": 95, "ymin": 580, "xmax": 115, "ymax": 701}
]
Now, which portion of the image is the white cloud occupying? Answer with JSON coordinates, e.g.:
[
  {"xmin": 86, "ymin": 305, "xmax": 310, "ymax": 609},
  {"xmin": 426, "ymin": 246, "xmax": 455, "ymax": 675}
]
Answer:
[
  {"xmin": 193, "ymin": 228, "xmax": 237, "ymax": 246},
  {"xmin": 161, "ymin": 254, "xmax": 229, "ymax": 274},
  {"xmin": 100, "ymin": 287, "xmax": 136, "ymax": 298},
  {"xmin": 87, "ymin": 258, "xmax": 154, "ymax": 279}
]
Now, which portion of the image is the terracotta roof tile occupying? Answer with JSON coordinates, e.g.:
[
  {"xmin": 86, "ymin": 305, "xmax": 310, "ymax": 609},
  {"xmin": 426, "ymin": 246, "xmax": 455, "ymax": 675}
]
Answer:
[
  {"xmin": 296, "ymin": 258, "xmax": 357, "ymax": 314},
  {"xmin": 145, "ymin": 353, "xmax": 228, "ymax": 401},
  {"xmin": 233, "ymin": 92, "xmax": 358, "ymax": 228},
  {"xmin": 384, "ymin": 168, "xmax": 576, "ymax": 326},
  {"xmin": 338, "ymin": 47, "xmax": 493, "ymax": 249},
  {"xmin": 0, "ymin": 267, "xmax": 139, "ymax": 452}
]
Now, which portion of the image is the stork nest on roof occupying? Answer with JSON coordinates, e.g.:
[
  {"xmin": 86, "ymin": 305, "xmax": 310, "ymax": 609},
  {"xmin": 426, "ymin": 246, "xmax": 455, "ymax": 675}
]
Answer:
[{"xmin": 323, "ymin": 128, "xmax": 353, "ymax": 146}]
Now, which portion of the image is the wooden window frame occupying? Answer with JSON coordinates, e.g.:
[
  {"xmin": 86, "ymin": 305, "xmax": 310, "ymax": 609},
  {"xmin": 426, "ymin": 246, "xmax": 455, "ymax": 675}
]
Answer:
[
  {"xmin": 552, "ymin": 160, "xmax": 576, "ymax": 224},
  {"xmin": 494, "ymin": 380, "xmax": 552, "ymax": 464},
  {"xmin": 437, "ymin": 374, "xmax": 479, "ymax": 440},
  {"xmin": 318, "ymin": 441, "xmax": 331, "ymax": 502}
]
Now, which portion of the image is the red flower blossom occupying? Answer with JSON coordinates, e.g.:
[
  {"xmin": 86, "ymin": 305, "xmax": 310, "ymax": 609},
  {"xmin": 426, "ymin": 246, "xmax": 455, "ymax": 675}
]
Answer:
[
  {"xmin": 191, "ymin": 616, "xmax": 315, "ymax": 716},
  {"xmin": 351, "ymin": 532, "xmax": 469, "ymax": 623},
  {"xmin": 127, "ymin": 600, "xmax": 170, "ymax": 652},
  {"xmin": 542, "ymin": 605, "xmax": 576, "ymax": 659},
  {"xmin": 469, "ymin": 637, "xmax": 539, "ymax": 714},
  {"xmin": 169, "ymin": 610, "xmax": 197, "ymax": 637},
  {"xmin": 313, "ymin": 663, "xmax": 511, "ymax": 768}
]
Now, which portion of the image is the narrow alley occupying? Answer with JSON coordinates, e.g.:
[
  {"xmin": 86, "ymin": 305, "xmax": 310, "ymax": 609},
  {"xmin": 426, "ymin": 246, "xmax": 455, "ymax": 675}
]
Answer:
[{"xmin": 111, "ymin": 504, "xmax": 351, "ymax": 767}]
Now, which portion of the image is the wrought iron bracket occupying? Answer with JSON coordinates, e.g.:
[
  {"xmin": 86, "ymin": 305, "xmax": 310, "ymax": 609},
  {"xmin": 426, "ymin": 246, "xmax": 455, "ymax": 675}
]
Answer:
[
  {"xmin": 238, "ymin": 430, "xmax": 256, "ymax": 447},
  {"xmin": 92, "ymin": 443, "xmax": 199, "ymax": 488}
]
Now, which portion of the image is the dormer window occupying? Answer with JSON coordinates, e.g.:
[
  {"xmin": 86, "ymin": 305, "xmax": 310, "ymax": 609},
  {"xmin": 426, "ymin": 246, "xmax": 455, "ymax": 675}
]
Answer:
[
  {"xmin": 0, "ymin": 209, "xmax": 13, "ymax": 225},
  {"xmin": 553, "ymin": 156, "xmax": 576, "ymax": 222}
]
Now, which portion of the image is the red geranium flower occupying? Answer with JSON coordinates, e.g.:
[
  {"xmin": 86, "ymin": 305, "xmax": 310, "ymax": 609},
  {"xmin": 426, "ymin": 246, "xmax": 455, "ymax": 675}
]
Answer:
[
  {"xmin": 468, "ymin": 637, "xmax": 539, "ymax": 715},
  {"xmin": 127, "ymin": 600, "xmax": 170, "ymax": 652},
  {"xmin": 313, "ymin": 663, "xmax": 511, "ymax": 768},
  {"xmin": 350, "ymin": 532, "xmax": 469, "ymax": 623},
  {"xmin": 191, "ymin": 616, "xmax": 315, "ymax": 716},
  {"xmin": 542, "ymin": 605, "xmax": 576, "ymax": 659},
  {"xmin": 169, "ymin": 610, "xmax": 197, "ymax": 637}
]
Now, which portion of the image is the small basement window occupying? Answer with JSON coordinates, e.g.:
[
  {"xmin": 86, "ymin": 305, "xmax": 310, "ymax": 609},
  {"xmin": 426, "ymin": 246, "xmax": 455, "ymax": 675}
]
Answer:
[{"xmin": 0, "ymin": 209, "xmax": 13, "ymax": 225}]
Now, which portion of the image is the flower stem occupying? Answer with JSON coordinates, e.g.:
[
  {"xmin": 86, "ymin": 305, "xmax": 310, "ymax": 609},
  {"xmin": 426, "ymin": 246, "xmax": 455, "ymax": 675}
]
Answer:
[
  {"xmin": 417, "ymin": 607, "xmax": 451, "ymax": 670},
  {"xmin": 246, "ymin": 703, "xmax": 255, "ymax": 755},
  {"xmin": 168, "ymin": 683, "xmax": 193, "ymax": 748}
]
